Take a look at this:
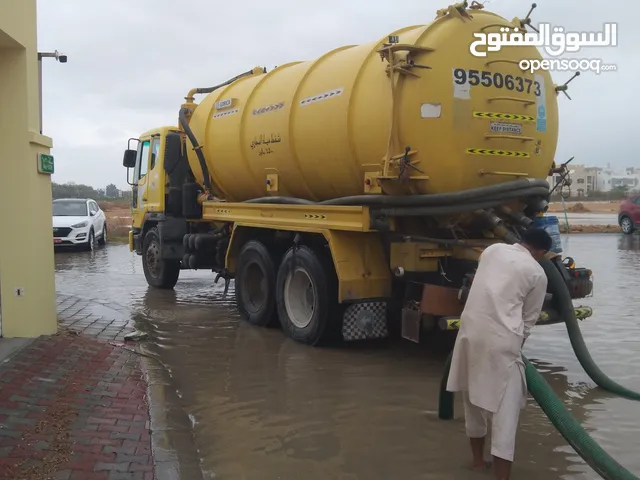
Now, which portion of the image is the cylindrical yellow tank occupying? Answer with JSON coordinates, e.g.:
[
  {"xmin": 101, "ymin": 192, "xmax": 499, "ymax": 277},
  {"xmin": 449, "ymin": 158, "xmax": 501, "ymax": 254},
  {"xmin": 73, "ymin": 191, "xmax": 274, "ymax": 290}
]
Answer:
[{"xmin": 186, "ymin": 5, "xmax": 558, "ymax": 203}]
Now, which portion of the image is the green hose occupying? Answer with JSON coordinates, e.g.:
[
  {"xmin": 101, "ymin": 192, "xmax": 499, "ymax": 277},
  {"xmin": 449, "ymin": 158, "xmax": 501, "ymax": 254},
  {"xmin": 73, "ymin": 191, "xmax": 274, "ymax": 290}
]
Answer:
[
  {"xmin": 437, "ymin": 353, "xmax": 638, "ymax": 479},
  {"xmin": 438, "ymin": 352, "xmax": 454, "ymax": 420},
  {"xmin": 523, "ymin": 355, "xmax": 637, "ymax": 479},
  {"xmin": 540, "ymin": 258, "xmax": 640, "ymax": 401},
  {"xmin": 438, "ymin": 351, "xmax": 454, "ymax": 420},
  {"xmin": 436, "ymin": 236, "xmax": 640, "ymax": 477}
]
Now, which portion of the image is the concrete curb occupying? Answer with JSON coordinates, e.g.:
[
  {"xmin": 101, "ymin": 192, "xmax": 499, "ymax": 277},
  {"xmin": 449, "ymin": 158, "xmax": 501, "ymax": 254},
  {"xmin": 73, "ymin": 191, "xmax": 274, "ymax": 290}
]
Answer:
[
  {"xmin": 138, "ymin": 342, "xmax": 204, "ymax": 480},
  {"xmin": 0, "ymin": 337, "xmax": 36, "ymax": 365}
]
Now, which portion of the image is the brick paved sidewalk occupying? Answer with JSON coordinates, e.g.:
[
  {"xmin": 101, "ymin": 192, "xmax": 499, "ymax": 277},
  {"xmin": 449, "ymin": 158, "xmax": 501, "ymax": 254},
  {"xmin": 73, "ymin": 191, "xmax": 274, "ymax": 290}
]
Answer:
[{"xmin": 0, "ymin": 332, "xmax": 154, "ymax": 480}]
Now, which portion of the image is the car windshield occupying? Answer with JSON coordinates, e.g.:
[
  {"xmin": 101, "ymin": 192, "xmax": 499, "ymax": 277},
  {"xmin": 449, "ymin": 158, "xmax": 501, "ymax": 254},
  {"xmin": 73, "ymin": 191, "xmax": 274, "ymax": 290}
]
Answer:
[{"xmin": 52, "ymin": 201, "xmax": 88, "ymax": 217}]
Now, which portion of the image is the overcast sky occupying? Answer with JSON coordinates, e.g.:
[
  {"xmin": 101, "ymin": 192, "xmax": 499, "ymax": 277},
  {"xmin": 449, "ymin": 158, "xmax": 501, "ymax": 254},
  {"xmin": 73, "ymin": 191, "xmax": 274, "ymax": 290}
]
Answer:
[{"xmin": 37, "ymin": 0, "xmax": 636, "ymax": 191}]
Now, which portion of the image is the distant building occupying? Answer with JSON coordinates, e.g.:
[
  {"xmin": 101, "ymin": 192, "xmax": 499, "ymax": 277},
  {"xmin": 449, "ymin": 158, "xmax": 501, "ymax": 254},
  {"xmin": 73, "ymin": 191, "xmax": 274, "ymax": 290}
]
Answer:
[
  {"xmin": 599, "ymin": 164, "xmax": 640, "ymax": 193},
  {"xmin": 548, "ymin": 163, "xmax": 640, "ymax": 197},
  {"xmin": 548, "ymin": 164, "xmax": 603, "ymax": 198}
]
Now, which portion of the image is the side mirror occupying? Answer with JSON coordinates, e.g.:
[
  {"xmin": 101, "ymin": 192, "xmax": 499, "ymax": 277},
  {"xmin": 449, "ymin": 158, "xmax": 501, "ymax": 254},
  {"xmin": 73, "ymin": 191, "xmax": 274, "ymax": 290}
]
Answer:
[
  {"xmin": 123, "ymin": 149, "xmax": 137, "ymax": 168},
  {"xmin": 90, "ymin": 211, "xmax": 96, "ymax": 217}
]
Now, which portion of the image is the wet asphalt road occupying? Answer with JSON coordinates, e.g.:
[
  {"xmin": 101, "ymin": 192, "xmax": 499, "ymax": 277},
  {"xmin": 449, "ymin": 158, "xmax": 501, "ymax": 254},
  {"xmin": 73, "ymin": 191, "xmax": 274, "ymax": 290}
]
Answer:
[
  {"xmin": 562, "ymin": 213, "xmax": 618, "ymax": 226},
  {"xmin": 54, "ymin": 233, "xmax": 640, "ymax": 480}
]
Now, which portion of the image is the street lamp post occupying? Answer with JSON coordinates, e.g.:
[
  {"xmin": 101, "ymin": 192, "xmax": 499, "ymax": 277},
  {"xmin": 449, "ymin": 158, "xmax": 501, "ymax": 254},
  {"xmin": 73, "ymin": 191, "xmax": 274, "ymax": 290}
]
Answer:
[{"xmin": 37, "ymin": 50, "xmax": 67, "ymax": 134}]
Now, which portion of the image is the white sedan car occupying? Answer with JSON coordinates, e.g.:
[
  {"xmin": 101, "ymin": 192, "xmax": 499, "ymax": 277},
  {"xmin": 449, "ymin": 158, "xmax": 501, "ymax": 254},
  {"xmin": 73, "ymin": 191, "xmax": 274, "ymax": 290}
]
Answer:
[{"xmin": 52, "ymin": 198, "xmax": 107, "ymax": 250}]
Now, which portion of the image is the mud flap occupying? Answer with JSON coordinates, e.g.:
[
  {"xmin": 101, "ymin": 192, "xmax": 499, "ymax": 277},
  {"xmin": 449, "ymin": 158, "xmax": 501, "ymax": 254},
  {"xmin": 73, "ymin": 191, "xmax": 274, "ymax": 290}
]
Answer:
[
  {"xmin": 401, "ymin": 308, "xmax": 421, "ymax": 343},
  {"xmin": 342, "ymin": 301, "xmax": 389, "ymax": 341}
]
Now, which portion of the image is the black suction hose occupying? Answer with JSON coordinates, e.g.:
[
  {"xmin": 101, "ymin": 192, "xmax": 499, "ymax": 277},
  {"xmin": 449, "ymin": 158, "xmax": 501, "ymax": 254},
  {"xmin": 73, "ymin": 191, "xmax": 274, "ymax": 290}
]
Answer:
[
  {"xmin": 370, "ymin": 186, "xmax": 550, "ymax": 217},
  {"xmin": 502, "ymin": 212, "xmax": 640, "ymax": 401},
  {"xmin": 242, "ymin": 196, "xmax": 315, "ymax": 205},
  {"xmin": 179, "ymin": 107, "xmax": 213, "ymax": 195},
  {"xmin": 539, "ymin": 258, "xmax": 640, "ymax": 401},
  {"xmin": 318, "ymin": 178, "xmax": 549, "ymax": 207},
  {"xmin": 179, "ymin": 68, "xmax": 257, "ymax": 196},
  {"xmin": 239, "ymin": 179, "xmax": 550, "ymax": 209},
  {"xmin": 189, "ymin": 68, "xmax": 256, "ymax": 96}
]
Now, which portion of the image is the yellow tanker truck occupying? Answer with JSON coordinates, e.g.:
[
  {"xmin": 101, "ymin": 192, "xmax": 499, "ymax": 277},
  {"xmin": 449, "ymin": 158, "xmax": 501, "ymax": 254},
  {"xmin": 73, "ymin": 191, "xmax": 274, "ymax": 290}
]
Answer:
[{"xmin": 122, "ymin": 1, "xmax": 593, "ymax": 346}]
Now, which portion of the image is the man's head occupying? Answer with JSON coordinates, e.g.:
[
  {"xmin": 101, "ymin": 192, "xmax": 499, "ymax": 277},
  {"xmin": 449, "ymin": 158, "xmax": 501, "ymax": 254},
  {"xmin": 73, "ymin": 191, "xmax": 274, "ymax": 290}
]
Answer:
[{"xmin": 520, "ymin": 227, "xmax": 553, "ymax": 261}]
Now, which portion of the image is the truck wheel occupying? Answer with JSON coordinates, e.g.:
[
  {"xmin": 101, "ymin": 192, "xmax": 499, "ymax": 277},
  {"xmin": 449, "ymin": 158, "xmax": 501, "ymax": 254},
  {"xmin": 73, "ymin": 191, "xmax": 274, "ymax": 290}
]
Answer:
[
  {"xmin": 142, "ymin": 227, "xmax": 180, "ymax": 289},
  {"xmin": 276, "ymin": 245, "xmax": 337, "ymax": 346},
  {"xmin": 235, "ymin": 240, "xmax": 278, "ymax": 327}
]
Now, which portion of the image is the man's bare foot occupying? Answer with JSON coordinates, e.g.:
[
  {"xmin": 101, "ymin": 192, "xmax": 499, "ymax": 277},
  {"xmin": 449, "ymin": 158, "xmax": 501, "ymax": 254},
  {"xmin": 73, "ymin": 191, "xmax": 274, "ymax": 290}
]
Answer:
[{"xmin": 467, "ymin": 461, "xmax": 492, "ymax": 472}]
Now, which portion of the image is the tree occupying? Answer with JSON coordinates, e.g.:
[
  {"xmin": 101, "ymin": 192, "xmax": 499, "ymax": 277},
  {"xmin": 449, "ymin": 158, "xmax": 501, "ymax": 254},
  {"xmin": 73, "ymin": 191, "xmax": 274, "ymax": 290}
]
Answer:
[
  {"xmin": 51, "ymin": 181, "xmax": 100, "ymax": 200},
  {"xmin": 105, "ymin": 183, "xmax": 119, "ymax": 198},
  {"xmin": 610, "ymin": 185, "xmax": 631, "ymax": 199}
]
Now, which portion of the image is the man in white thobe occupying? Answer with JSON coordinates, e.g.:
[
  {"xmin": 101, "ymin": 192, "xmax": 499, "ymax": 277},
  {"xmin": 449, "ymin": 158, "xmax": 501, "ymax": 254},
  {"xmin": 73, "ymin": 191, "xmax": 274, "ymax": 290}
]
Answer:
[{"xmin": 446, "ymin": 227, "xmax": 552, "ymax": 480}]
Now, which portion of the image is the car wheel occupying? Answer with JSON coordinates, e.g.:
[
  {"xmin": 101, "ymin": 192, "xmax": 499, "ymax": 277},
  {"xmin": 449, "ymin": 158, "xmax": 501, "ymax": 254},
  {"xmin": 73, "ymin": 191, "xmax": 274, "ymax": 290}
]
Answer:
[
  {"xmin": 98, "ymin": 224, "xmax": 107, "ymax": 245},
  {"xmin": 84, "ymin": 229, "xmax": 95, "ymax": 252},
  {"xmin": 620, "ymin": 216, "xmax": 635, "ymax": 235},
  {"xmin": 142, "ymin": 227, "xmax": 180, "ymax": 289}
]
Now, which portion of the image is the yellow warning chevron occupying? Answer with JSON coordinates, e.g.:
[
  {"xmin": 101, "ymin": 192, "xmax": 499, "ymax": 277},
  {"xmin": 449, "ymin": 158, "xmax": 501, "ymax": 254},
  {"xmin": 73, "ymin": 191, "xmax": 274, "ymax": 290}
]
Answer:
[
  {"xmin": 466, "ymin": 148, "xmax": 530, "ymax": 158},
  {"xmin": 445, "ymin": 319, "xmax": 460, "ymax": 331},
  {"xmin": 473, "ymin": 111, "xmax": 535, "ymax": 122},
  {"xmin": 304, "ymin": 213, "xmax": 327, "ymax": 220},
  {"xmin": 574, "ymin": 306, "xmax": 593, "ymax": 320}
]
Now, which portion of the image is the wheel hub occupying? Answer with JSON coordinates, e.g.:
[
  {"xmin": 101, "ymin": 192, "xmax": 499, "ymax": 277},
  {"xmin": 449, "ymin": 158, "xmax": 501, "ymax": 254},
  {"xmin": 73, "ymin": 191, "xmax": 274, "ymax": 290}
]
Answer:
[
  {"xmin": 146, "ymin": 242, "xmax": 161, "ymax": 277},
  {"xmin": 284, "ymin": 267, "xmax": 316, "ymax": 329},
  {"xmin": 243, "ymin": 262, "xmax": 267, "ymax": 314}
]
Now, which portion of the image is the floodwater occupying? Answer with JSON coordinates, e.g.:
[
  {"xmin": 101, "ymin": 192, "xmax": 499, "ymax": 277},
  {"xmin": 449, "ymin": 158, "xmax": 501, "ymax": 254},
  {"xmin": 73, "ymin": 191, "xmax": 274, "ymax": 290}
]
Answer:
[{"xmin": 53, "ymin": 234, "xmax": 640, "ymax": 480}]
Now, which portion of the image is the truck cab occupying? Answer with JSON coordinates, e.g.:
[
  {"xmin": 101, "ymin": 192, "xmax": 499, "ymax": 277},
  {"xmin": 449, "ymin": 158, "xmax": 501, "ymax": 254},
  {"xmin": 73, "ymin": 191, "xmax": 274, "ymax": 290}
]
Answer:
[
  {"xmin": 123, "ymin": 127, "xmax": 190, "ymax": 288},
  {"xmin": 123, "ymin": 128, "xmax": 176, "ymax": 233}
]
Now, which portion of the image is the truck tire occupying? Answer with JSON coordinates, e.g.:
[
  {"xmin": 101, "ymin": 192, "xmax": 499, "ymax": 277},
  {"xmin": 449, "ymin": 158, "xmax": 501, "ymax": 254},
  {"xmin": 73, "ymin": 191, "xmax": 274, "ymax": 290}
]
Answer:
[
  {"xmin": 142, "ymin": 227, "xmax": 180, "ymax": 289},
  {"xmin": 235, "ymin": 240, "xmax": 278, "ymax": 327},
  {"xmin": 276, "ymin": 245, "xmax": 337, "ymax": 346}
]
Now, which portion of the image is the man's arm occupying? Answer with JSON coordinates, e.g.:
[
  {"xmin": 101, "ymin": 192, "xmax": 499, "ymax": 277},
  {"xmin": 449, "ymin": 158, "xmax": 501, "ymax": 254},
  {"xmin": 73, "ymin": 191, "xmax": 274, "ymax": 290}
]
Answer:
[{"xmin": 522, "ymin": 272, "xmax": 548, "ymax": 341}]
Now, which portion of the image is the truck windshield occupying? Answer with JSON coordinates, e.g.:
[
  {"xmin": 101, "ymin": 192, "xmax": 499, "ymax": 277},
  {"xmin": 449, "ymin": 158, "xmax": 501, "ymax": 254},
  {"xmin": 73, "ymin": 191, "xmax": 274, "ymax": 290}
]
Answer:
[{"xmin": 52, "ymin": 201, "xmax": 88, "ymax": 217}]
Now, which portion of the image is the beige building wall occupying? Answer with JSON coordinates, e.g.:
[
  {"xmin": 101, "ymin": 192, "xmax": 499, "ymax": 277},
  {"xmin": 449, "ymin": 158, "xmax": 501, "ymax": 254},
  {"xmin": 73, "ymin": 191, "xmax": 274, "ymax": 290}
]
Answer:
[
  {"xmin": 548, "ymin": 164, "xmax": 601, "ymax": 198},
  {"xmin": 0, "ymin": 0, "xmax": 57, "ymax": 337}
]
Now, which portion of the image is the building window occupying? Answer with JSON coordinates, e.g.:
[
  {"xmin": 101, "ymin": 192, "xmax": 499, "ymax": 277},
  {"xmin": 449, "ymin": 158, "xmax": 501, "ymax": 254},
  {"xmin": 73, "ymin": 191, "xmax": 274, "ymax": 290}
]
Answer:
[{"xmin": 577, "ymin": 178, "xmax": 585, "ymax": 184}]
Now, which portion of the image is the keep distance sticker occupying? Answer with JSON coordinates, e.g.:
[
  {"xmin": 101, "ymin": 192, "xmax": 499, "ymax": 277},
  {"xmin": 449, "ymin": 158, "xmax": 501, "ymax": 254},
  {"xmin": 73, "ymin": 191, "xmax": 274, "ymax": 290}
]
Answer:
[{"xmin": 489, "ymin": 122, "xmax": 522, "ymax": 135}]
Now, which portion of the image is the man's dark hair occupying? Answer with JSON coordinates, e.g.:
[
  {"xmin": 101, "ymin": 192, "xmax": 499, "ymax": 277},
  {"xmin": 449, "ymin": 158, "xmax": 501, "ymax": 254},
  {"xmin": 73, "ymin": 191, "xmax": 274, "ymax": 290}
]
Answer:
[{"xmin": 521, "ymin": 227, "xmax": 553, "ymax": 252}]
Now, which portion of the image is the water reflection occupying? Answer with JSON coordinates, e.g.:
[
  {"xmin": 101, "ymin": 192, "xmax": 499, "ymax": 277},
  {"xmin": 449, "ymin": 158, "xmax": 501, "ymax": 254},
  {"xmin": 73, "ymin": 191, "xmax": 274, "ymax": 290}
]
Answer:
[
  {"xmin": 617, "ymin": 234, "xmax": 640, "ymax": 252},
  {"xmin": 526, "ymin": 233, "xmax": 640, "ymax": 478},
  {"xmin": 54, "ymin": 235, "xmax": 640, "ymax": 479}
]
